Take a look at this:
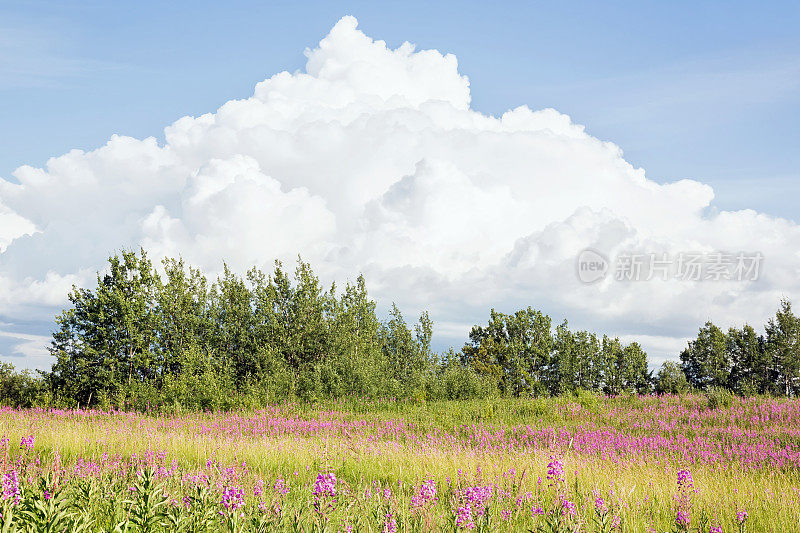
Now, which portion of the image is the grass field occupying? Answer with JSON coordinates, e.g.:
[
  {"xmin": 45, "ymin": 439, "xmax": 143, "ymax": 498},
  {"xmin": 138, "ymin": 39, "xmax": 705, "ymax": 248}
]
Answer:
[{"xmin": 0, "ymin": 393, "xmax": 797, "ymax": 531}]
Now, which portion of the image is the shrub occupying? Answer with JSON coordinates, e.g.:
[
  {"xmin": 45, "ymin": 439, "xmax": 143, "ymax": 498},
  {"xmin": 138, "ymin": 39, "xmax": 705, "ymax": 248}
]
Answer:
[{"xmin": 706, "ymin": 386, "xmax": 734, "ymax": 410}]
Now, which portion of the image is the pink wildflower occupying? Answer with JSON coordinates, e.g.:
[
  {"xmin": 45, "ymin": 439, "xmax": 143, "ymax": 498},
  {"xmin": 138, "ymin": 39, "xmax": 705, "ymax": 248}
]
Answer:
[
  {"xmin": 221, "ymin": 486, "xmax": 245, "ymax": 512},
  {"xmin": 736, "ymin": 510, "xmax": 748, "ymax": 524}
]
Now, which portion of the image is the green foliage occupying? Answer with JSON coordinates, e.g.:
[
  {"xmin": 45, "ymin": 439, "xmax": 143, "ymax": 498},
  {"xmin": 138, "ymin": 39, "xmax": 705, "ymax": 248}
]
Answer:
[
  {"xmin": 676, "ymin": 299, "xmax": 800, "ymax": 398},
  {"xmin": 463, "ymin": 309, "xmax": 652, "ymax": 397},
  {"xmin": 705, "ymin": 386, "xmax": 734, "ymax": 410},
  {"xmin": 654, "ymin": 361, "xmax": 690, "ymax": 394},
  {"xmin": 124, "ymin": 469, "xmax": 170, "ymax": 532},
  {"xmin": 33, "ymin": 247, "xmax": 800, "ymax": 409},
  {"xmin": 765, "ymin": 299, "xmax": 800, "ymax": 397},
  {"xmin": 44, "ymin": 250, "xmax": 455, "ymax": 408},
  {"xmin": 0, "ymin": 363, "xmax": 49, "ymax": 407},
  {"xmin": 680, "ymin": 321, "xmax": 730, "ymax": 391}
]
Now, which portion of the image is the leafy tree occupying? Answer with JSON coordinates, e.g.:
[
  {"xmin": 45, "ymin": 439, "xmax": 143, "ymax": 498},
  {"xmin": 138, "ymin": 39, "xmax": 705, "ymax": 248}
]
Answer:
[
  {"xmin": 49, "ymin": 249, "xmax": 159, "ymax": 406},
  {"xmin": 324, "ymin": 275, "xmax": 384, "ymax": 397},
  {"xmin": 380, "ymin": 305, "xmax": 433, "ymax": 398},
  {"xmin": 727, "ymin": 324, "xmax": 768, "ymax": 396},
  {"xmin": 622, "ymin": 342, "xmax": 651, "ymax": 393},
  {"xmin": 464, "ymin": 308, "xmax": 554, "ymax": 397},
  {"xmin": 679, "ymin": 322, "xmax": 730, "ymax": 391},
  {"xmin": 209, "ymin": 265, "xmax": 257, "ymax": 385},
  {"xmin": 155, "ymin": 258, "xmax": 211, "ymax": 380},
  {"xmin": 765, "ymin": 299, "xmax": 800, "ymax": 396},
  {"xmin": 600, "ymin": 336, "xmax": 625, "ymax": 395},
  {"xmin": 0, "ymin": 363, "xmax": 47, "ymax": 407},
  {"xmin": 573, "ymin": 330, "xmax": 601, "ymax": 392},
  {"xmin": 654, "ymin": 361, "xmax": 690, "ymax": 394},
  {"xmin": 550, "ymin": 320, "xmax": 577, "ymax": 394}
]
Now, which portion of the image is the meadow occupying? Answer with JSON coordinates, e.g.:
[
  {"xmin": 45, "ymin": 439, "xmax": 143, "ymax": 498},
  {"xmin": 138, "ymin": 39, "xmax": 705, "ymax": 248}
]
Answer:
[{"xmin": 0, "ymin": 393, "xmax": 796, "ymax": 532}]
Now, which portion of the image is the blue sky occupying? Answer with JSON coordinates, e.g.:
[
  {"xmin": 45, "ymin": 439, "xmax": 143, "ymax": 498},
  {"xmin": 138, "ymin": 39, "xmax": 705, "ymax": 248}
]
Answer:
[
  {"xmin": 2, "ymin": 1, "xmax": 798, "ymax": 219},
  {"xmin": 0, "ymin": 1, "xmax": 799, "ymax": 369}
]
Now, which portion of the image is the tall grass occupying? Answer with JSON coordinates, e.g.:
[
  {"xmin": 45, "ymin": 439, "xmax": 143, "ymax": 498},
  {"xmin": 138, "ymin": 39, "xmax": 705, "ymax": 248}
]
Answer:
[{"xmin": 0, "ymin": 394, "xmax": 795, "ymax": 531}]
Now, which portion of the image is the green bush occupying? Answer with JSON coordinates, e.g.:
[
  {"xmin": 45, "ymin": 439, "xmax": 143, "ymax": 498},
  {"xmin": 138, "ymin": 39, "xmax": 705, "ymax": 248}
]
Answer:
[
  {"xmin": 433, "ymin": 363, "xmax": 494, "ymax": 400},
  {"xmin": 705, "ymin": 386, "xmax": 734, "ymax": 410}
]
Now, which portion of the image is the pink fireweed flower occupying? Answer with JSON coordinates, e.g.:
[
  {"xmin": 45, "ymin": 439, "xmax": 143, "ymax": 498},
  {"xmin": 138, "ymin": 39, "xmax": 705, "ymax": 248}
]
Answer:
[
  {"xmin": 676, "ymin": 510, "xmax": 691, "ymax": 528},
  {"xmin": 312, "ymin": 472, "xmax": 338, "ymax": 516},
  {"xmin": 709, "ymin": 525, "xmax": 722, "ymax": 533},
  {"xmin": 2, "ymin": 471, "xmax": 20, "ymax": 505},
  {"xmin": 677, "ymin": 469, "xmax": 694, "ymax": 490},
  {"xmin": 463, "ymin": 485, "xmax": 492, "ymax": 507},
  {"xmin": 675, "ymin": 468, "xmax": 695, "ymax": 523},
  {"xmin": 532, "ymin": 506, "xmax": 545, "ymax": 517},
  {"xmin": 515, "ymin": 491, "xmax": 533, "ymax": 508},
  {"xmin": 273, "ymin": 476, "xmax": 289, "ymax": 495},
  {"xmin": 736, "ymin": 510, "xmax": 748, "ymax": 525},
  {"xmin": 547, "ymin": 457, "xmax": 565, "ymax": 486},
  {"xmin": 419, "ymin": 479, "xmax": 436, "ymax": 501},
  {"xmin": 411, "ymin": 479, "xmax": 437, "ymax": 510},
  {"xmin": 383, "ymin": 512, "xmax": 397, "ymax": 533},
  {"xmin": 561, "ymin": 499, "xmax": 577, "ymax": 517},
  {"xmin": 455, "ymin": 505, "xmax": 475, "ymax": 529},
  {"xmin": 221, "ymin": 486, "xmax": 245, "ymax": 512},
  {"xmin": 594, "ymin": 495, "xmax": 608, "ymax": 514},
  {"xmin": 19, "ymin": 435, "xmax": 34, "ymax": 451},
  {"xmin": 313, "ymin": 473, "xmax": 337, "ymax": 498}
]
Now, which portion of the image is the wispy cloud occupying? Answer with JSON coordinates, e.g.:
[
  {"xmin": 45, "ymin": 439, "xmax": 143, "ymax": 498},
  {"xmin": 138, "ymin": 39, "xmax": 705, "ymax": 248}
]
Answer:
[
  {"xmin": 0, "ymin": 25, "xmax": 118, "ymax": 89},
  {"xmin": 533, "ymin": 48, "xmax": 800, "ymax": 128}
]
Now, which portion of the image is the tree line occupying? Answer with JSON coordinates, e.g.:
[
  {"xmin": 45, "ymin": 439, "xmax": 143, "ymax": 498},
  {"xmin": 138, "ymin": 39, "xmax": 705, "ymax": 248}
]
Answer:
[
  {"xmin": 0, "ymin": 249, "xmax": 796, "ymax": 408},
  {"xmin": 662, "ymin": 299, "xmax": 800, "ymax": 397}
]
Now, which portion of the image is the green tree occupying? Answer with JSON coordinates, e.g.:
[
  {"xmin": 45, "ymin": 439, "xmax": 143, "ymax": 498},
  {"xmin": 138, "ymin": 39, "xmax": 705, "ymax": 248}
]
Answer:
[
  {"xmin": 727, "ymin": 324, "xmax": 768, "ymax": 396},
  {"xmin": 155, "ymin": 258, "xmax": 211, "ymax": 380},
  {"xmin": 209, "ymin": 265, "xmax": 257, "ymax": 386},
  {"xmin": 380, "ymin": 304, "xmax": 433, "ymax": 398},
  {"xmin": 765, "ymin": 299, "xmax": 800, "ymax": 397},
  {"xmin": 600, "ymin": 336, "xmax": 625, "ymax": 395},
  {"xmin": 549, "ymin": 320, "xmax": 577, "ymax": 394},
  {"xmin": 679, "ymin": 321, "xmax": 730, "ymax": 391},
  {"xmin": 464, "ymin": 308, "xmax": 553, "ymax": 397},
  {"xmin": 324, "ymin": 275, "xmax": 384, "ymax": 397},
  {"xmin": 653, "ymin": 361, "xmax": 690, "ymax": 394},
  {"xmin": 573, "ymin": 330, "xmax": 601, "ymax": 392},
  {"xmin": 622, "ymin": 342, "xmax": 651, "ymax": 393},
  {"xmin": 49, "ymin": 249, "xmax": 159, "ymax": 406},
  {"xmin": 0, "ymin": 363, "xmax": 47, "ymax": 407}
]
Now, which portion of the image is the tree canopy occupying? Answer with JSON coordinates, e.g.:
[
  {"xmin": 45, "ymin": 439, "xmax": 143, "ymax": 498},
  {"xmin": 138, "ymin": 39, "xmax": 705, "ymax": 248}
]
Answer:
[{"xmin": 0, "ymin": 248, "xmax": 795, "ymax": 409}]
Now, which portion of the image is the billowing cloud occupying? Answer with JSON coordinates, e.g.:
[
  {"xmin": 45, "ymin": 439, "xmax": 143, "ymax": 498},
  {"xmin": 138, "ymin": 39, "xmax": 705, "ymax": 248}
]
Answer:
[{"xmin": 1, "ymin": 16, "xmax": 798, "ymax": 368}]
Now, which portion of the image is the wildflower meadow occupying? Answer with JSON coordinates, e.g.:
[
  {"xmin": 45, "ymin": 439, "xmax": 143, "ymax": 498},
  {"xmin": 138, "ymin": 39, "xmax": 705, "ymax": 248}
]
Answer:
[{"xmin": 0, "ymin": 393, "xmax": 795, "ymax": 532}]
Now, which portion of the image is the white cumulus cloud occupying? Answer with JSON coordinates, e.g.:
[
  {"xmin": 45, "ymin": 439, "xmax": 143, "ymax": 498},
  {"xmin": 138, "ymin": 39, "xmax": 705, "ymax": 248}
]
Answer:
[{"xmin": 0, "ymin": 15, "xmax": 798, "ymax": 368}]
